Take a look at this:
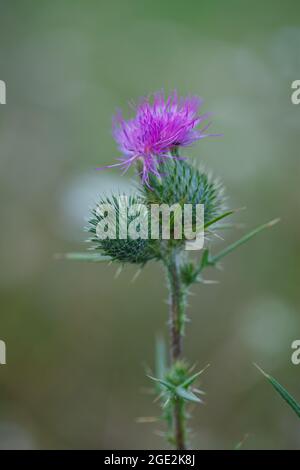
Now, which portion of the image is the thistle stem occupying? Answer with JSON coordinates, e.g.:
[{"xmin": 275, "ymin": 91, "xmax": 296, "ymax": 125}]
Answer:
[
  {"xmin": 166, "ymin": 251, "xmax": 187, "ymax": 450},
  {"xmin": 168, "ymin": 255, "xmax": 184, "ymax": 362}
]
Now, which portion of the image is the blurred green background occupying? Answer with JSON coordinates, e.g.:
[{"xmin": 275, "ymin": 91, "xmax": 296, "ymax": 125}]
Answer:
[{"xmin": 0, "ymin": 0, "xmax": 300, "ymax": 449}]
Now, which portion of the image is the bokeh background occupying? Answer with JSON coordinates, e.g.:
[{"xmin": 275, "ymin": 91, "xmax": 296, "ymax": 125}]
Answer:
[{"xmin": 0, "ymin": 0, "xmax": 300, "ymax": 450}]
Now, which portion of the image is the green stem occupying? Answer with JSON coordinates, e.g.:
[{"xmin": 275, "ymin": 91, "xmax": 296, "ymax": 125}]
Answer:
[{"xmin": 166, "ymin": 251, "xmax": 187, "ymax": 450}]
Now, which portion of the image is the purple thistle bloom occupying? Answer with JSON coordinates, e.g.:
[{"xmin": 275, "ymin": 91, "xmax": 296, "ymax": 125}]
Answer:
[{"xmin": 99, "ymin": 91, "xmax": 218, "ymax": 185}]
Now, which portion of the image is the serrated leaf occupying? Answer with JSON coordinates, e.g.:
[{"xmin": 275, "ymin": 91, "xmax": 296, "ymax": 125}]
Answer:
[{"xmin": 254, "ymin": 364, "xmax": 300, "ymax": 418}]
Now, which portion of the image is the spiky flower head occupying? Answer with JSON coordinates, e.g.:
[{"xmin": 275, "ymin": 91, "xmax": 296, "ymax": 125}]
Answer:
[
  {"xmin": 143, "ymin": 159, "xmax": 226, "ymax": 226},
  {"xmin": 101, "ymin": 91, "xmax": 218, "ymax": 186},
  {"xmin": 87, "ymin": 195, "xmax": 159, "ymax": 264}
]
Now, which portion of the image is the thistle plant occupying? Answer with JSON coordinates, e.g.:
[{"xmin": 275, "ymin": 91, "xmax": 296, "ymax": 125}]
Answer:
[{"xmin": 66, "ymin": 91, "xmax": 278, "ymax": 450}]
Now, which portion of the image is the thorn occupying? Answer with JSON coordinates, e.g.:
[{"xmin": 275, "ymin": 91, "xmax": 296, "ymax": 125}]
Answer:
[
  {"xmin": 140, "ymin": 387, "xmax": 155, "ymax": 395},
  {"xmin": 235, "ymin": 433, "xmax": 250, "ymax": 450},
  {"xmin": 189, "ymin": 363, "xmax": 197, "ymax": 372},
  {"xmin": 136, "ymin": 416, "xmax": 159, "ymax": 423},
  {"xmin": 253, "ymin": 362, "xmax": 269, "ymax": 378},
  {"xmin": 234, "ymin": 206, "xmax": 246, "ymax": 213},
  {"xmin": 153, "ymin": 391, "xmax": 164, "ymax": 403},
  {"xmin": 267, "ymin": 218, "xmax": 280, "ymax": 228},
  {"xmin": 201, "ymin": 279, "xmax": 219, "ymax": 285},
  {"xmin": 131, "ymin": 268, "xmax": 142, "ymax": 283},
  {"xmin": 209, "ymin": 231, "xmax": 225, "ymax": 241},
  {"xmin": 163, "ymin": 397, "xmax": 170, "ymax": 408},
  {"xmin": 114, "ymin": 265, "xmax": 123, "ymax": 279},
  {"xmin": 198, "ymin": 363, "xmax": 211, "ymax": 375}
]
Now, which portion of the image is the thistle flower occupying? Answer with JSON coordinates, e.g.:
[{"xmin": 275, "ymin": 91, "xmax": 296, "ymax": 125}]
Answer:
[{"xmin": 100, "ymin": 91, "xmax": 218, "ymax": 185}]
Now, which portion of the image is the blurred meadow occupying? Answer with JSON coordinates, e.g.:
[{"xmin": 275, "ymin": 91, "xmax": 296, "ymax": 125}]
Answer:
[{"xmin": 0, "ymin": 0, "xmax": 300, "ymax": 449}]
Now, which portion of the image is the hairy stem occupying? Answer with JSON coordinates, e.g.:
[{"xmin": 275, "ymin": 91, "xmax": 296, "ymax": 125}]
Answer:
[{"xmin": 166, "ymin": 251, "xmax": 187, "ymax": 450}]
